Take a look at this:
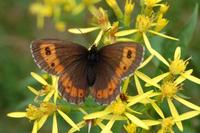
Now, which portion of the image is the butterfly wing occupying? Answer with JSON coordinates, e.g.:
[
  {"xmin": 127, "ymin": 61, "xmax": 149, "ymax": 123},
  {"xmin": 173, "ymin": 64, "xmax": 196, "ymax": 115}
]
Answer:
[
  {"xmin": 30, "ymin": 39, "xmax": 89, "ymax": 104},
  {"xmin": 92, "ymin": 42, "xmax": 144, "ymax": 104},
  {"xmin": 58, "ymin": 60, "xmax": 89, "ymax": 104},
  {"xmin": 30, "ymin": 39, "xmax": 87, "ymax": 75}
]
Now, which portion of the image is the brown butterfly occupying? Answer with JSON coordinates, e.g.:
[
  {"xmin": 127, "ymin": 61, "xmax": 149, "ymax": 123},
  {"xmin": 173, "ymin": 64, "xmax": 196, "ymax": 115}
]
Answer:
[{"xmin": 30, "ymin": 39, "xmax": 144, "ymax": 104}]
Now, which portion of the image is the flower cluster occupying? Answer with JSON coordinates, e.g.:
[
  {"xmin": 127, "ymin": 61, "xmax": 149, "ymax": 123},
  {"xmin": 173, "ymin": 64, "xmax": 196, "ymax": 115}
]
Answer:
[{"xmin": 8, "ymin": 0, "xmax": 200, "ymax": 133}]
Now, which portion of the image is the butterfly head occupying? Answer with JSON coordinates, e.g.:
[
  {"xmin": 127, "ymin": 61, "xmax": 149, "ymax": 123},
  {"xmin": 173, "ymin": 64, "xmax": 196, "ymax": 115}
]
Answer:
[{"xmin": 88, "ymin": 45, "xmax": 99, "ymax": 63}]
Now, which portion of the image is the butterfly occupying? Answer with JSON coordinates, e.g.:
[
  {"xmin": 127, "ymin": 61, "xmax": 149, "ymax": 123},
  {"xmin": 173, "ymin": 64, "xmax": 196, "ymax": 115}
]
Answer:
[{"xmin": 30, "ymin": 39, "xmax": 144, "ymax": 104}]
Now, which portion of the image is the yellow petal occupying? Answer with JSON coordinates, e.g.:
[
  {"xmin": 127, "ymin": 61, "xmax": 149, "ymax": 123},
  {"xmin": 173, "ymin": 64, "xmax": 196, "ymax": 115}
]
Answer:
[
  {"xmin": 72, "ymin": 3, "xmax": 85, "ymax": 15},
  {"xmin": 134, "ymin": 75, "xmax": 144, "ymax": 94},
  {"xmin": 135, "ymin": 71, "xmax": 160, "ymax": 89},
  {"xmin": 115, "ymin": 29, "xmax": 138, "ymax": 36},
  {"xmin": 43, "ymin": 90, "xmax": 55, "ymax": 102},
  {"xmin": 52, "ymin": 113, "xmax": 58, "ymax": 133},
  {"xmin": 148, "ymin": 30, "xmax": 179, "ymax": 41},
  {"xmin": 150, "ymin": 100, "xmax": 165, "ymax": 119},
  {"xmin": 78, "ymin": 108, "xmax": 88, "ymax": 115},
  {"xmin": 174, "ymin": 47, "xmax": 181, "ymax": 60},
  {"xmin": 174, "ymin": 111, "xmax": 200, "ymax": 122},
  {"xmin": 101, "ymin": 115, "xmax": 125, "ymax": 120},
  {"xmin": 68, "ymin": 27, "xmax": 100, "ymax": 34},
  {"xmin": 126, "ymin": 107, "xmax": 142, "ymax": 115},
  {"xmin": 94, "ymin": 30, "xmax": 104, "ymax": 46},
  {"xmin": 37, "ymin": 115, "xmax": 48, "ymax": 130},
  {"xmin": 31, "ymin": 72, "xmax": 48, "ymax": 85},
  {"xmin": 143, "ymin": 120, "xmax": 161, "ymax": 126},
  {"xmin": 54, "ymin": 89, "xmax": 58, "ymax": 103},
  {"xmin": 175, "ymin": 70, "xmax": 193, "ymax": 85},
  {"xmin": 116, "ymin": 38, "xmax": 136, "ymax": 42},
  {"xmin": 101, "ymin": 116, "xmax": 116, "ymax": 133},
  {"xmin": 174, "ymin": 95, "xmax": 200, "ymax": 111},
  {"xmin": 68, "ymin": 121, "xmax": 86, "ymax": 133},
  {"xmin": 57, "ymin": 109, "xmax": 79, "ymax": 131},
  {"xmin": 96, "ymin": 120, "xmax": 113, "ymax": 133},
  {"xmin": 32, "ymin": 121, "xmax": 38, "ymax": 133},
  {"xmin": 7, "ymin": 112, "xmax": 26, "ymax": 118},
  {"xmin": 167, "ymin": 99, "xmax": 183, "ymax": 131},
  {"xmin": 142, "ymin": 33, "xmax": 169, "ymax": 66},
  {"xmin": 127, "ymin": 90, "xmax": 153, "ymax": 107},
  {"xmin": 122, "ymin": 77, "xmax": 130, "ymax": 93},
  {"xmin": 186, "ymin": 74, "xmax": 200, "ymax": 85},
  {"xmin": 84, "ymin": 110, "xmax": 112, "ymax": 120},
  {"xmin": 28, "ymin": 86, "xmax": 39, "ymax": 95},
  {"xmin": 145, "ymin": 72, "xmax": 170, "ymax": 87},
  {"xmin": 124, "ymin": 112, "xmax": 149, "ymax": 130},
  {"xmin": 138, "ymin": 55, "xmax": 154, "ymax": 69}
]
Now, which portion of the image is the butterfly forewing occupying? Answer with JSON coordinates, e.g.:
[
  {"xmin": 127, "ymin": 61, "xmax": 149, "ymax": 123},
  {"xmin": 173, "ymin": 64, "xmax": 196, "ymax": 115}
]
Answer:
[
  {"xmin": 31, "ymin": 39, "xmax": 88, "ymax": 75},
  {"xmin": 92, "ymin": 42, "xmax": 144, "ymax": 104},
  {"xmin": 30, "ymin": 39, "xmax": 89, "ymax": 104}
]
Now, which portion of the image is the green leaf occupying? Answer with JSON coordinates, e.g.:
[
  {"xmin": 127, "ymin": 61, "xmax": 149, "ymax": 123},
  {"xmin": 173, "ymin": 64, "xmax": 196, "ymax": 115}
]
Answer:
[
  {"xmin": 162, "ymin": 4, "xmax": 198, "ymax": 59},
  {"xmin": 179, "ymin": 4, "xmax": 198, "ymax": 48}
]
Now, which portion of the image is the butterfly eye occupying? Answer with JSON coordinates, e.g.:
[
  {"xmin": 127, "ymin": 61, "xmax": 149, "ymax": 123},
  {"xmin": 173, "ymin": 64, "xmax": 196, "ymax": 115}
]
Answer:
[
  {"xmin": 127, "ymin": 50, "xmax": 132, "ymax": 58},
  {"xmin": 123, "ymin": 66, "xmax": 127, "ymax": 70}
]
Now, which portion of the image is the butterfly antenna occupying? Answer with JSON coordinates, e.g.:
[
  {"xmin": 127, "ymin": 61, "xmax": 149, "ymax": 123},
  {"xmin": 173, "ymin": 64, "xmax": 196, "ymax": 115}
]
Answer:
[{"xmin": 77, "ymin": 28, "xmax": 93, "ymax": 49}]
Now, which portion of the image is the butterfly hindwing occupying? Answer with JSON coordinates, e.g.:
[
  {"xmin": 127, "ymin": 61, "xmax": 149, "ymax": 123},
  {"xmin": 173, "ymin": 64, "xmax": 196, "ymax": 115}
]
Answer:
[
  {"xmin": 31, "ymin": 39, "xmax": 89, "ymax": 104},
  {"xmin": 58, "ymin": 60, "xmax": 89, "ymax": 104},
  {"xmin": 92, "ymin": 42, "xmax": 144, "ymax": 104},
  {"xmin": 30, "ymin": 39, "xmax": 88, "ymax": 75}
]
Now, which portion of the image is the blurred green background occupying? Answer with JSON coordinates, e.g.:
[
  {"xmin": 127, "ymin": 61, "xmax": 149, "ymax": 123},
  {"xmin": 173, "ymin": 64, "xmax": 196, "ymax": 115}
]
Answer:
[{"xmin": 0, "ymin": 0, "xmax": 200, "ymax": 133}]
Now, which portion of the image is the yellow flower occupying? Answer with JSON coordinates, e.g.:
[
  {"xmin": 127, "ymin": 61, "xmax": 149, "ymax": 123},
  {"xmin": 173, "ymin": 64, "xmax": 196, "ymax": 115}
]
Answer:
[
  {"xmin": 160, "ymin": 4, "xmax": 169, "ymax": 14},
  {"xmin": 136, "ymin": 15, "xmax": 152, "ymax": 33},
  {"xmin": 63, "ymin": 0, "xmax": 76, "ymax": 12},
  {"xmin": 68, "ymin": 8, "xmax": 111, "ymax": 46},
  {"xmin": 144, "ymin": 0, "xmax": 162, "ymax": 8},
  {"xmin": 115, "ymin": 14, "xmax": 178, "ymax": 66},
  {"xmin": 28, "ymin": 72, "xmax": 59, "ymax": 102},
  {"xmin": 124, "ymin": 123, "xmax": 137, "ymax": 133},
  {"xmin": 136, "ymin": 70, "xmax": 200, "ymax": 131},
  {"xmin": 169, "ymin": 47, "xmax": 189, "ymax": 75},
  {"xmin": 68, "ymin": 108, "xmax": 112, "ymax": 133},
  {"xmin": 145, "ymin": 111, "xmax": 200, "ymax": 133},
  {"xmin": 72, "ymin": 0, "xmax": 100, "ymax": 15},
  {"xmin": 84, "ymin": 91, "xmax": 154, "ymax": 132},
  {"xmin": 103, "ymin": 21, "xmax": 119, "ymax": 44},
  {"xmin": 29, "ymin": 3, "xmax": 53, "ymax": 28},
  {"xmin": 155, "ymin": 17, "xmax": 168, "ymax": 32},
  {"xmin": 148, "ymin": 47, "xmax": 200, "ymax": 85},
  {"xmin": 55, "ymin": 21, "xmax": 66, "ymax": 32},
  {"xmin": 124, "ymin": 0, "xmax": 135, "ymax": 27},
  {"xmin": 106, "ymin": 0, "xmax": 123, "ymax": 20},
  {"xmin": 7, "ymin": 102, "xmax": 79, "ymax": 133}
]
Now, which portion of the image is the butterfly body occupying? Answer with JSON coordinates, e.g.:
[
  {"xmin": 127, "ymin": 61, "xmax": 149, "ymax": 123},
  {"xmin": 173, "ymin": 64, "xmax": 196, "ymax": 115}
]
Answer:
[
  {"xmin": 87, "ymin": 46, "xmax": 99, "ymax": 86},
  {"xmin": 30, "ymin": 39, "xmax": 144, "ymax": 104}
]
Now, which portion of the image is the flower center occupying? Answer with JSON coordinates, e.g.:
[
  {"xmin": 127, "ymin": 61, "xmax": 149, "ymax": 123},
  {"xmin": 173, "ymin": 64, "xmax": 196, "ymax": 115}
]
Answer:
[
  {"xmin": 136, "ymin": 15, "xmax": 151, "ymax": 33},
  {"xmin": 124, "ymin": 123, "xmax": 137, "ymax": 133},
  {"xmin": 169, "ymin": 59, "xmax": 188, "ymax": 75},
  {"xmin": 26, "ymin": 104, "xmax": 43, "ymax": 120},
  {"xmin": 161, "ymin": 117, "xmax": 174, "ymax": 132},
  {"xmin": 26, "ymin": 102, "xmax": 56, "ymax": 120},
  {"xmin": 95, "ymin": 8, "xmax": 111, "ymax": 30},
  {"xmin": 111, "ymin": 100, "xmax": 126, "ymax": 115},
  {"xmin": 161, "ymin": 81, "xmax": 179, "ymax": 99},
  {"xmin": 144, "ymin": 0, "xmax": 161, "ymax": 7}
]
